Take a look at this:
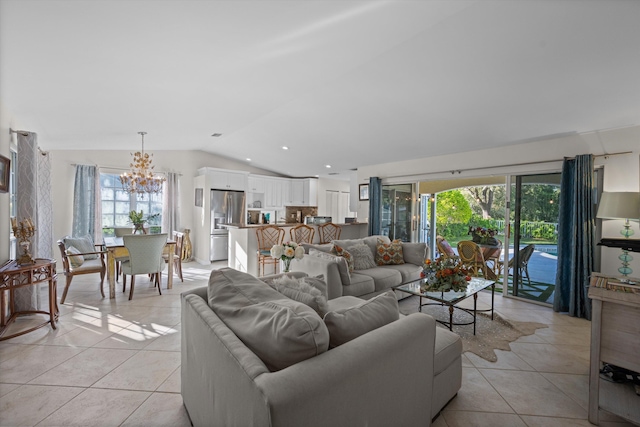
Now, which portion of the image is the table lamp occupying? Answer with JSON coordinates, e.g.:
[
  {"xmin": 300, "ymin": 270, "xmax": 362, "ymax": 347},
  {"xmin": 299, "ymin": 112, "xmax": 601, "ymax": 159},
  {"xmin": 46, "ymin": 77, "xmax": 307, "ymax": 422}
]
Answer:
[{"xmin": 596, "ymin": 191, "xmax": 640, "ymax": 277}]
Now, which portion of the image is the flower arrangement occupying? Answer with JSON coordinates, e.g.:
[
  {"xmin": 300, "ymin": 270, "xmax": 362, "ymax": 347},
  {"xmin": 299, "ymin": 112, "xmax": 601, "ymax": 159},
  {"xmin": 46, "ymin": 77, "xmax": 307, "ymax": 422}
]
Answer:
[
  {"xmin": 420, "ymin": 257, "xmax": 471, "ymax": 292},
  {"xmin": 128, "ymin": 210, "xmax": 160, "ymax": 233},
  {"xmin": 468, "ymin": 226, "xmax": 498, "ymax": 245},
  {"xmin": 270, "ymin": 241, "xmax": 305, "ymax": 272}
]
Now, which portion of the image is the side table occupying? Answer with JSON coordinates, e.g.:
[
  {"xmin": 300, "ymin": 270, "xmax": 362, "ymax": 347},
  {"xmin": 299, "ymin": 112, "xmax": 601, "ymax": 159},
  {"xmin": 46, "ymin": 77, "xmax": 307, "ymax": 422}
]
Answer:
[{"xmin": 0, "ymin": 258, "xmax": 58, "ymax": 340}]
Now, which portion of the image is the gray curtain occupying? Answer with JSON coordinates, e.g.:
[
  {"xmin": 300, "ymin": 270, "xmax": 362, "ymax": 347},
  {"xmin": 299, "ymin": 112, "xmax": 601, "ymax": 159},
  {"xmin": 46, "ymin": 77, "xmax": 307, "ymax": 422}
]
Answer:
[
  {"xmin": 368, "ymin": 177, "xmax": 382, "ymax": 236},
  {"xmin": 162, "ymin": 172, "xmax": 181, "ymax": 236},
  {"xmin": 36, "ymin": 150, "xmax": 53, "ymax": 259},
  {"xmin": 72, "ymin": 165, "xmax": 99, "ymax": 241},
  {"xmin": 553, "ymin": 154, "xmax": 595, "ymax": 319}
]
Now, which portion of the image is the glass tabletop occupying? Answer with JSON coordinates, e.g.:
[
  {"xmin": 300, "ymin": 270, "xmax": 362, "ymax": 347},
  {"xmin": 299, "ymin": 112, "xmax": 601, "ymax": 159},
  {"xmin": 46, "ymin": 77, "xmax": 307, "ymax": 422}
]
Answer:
[{"xmin": 394, "ymin": 277, "xmax": 495, "ymax": 305}]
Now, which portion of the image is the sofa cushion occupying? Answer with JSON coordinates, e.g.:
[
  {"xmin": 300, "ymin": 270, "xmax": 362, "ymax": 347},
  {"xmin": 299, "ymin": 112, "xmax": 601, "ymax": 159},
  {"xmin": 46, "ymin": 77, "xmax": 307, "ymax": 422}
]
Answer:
[
  {"xmin": 332, "ymin": 244, "xmax": 355, "ymax": 273},
  {"xmin": 434, "ymin": 328, "xmax": 463, "ymax": 376},
  {"xmin": 64, "ymin": 235, "xmax": 98, "ymax": 260},
  {"xmin": 323, "ymin": 291, "xmax": 399, "ymax": 347},
  {"xmin": 269, "ymin": 275, "xmax": 329, "ymax": 317},
  {"xmin": 349, "ymin": 243, "xmax": 377, "ymax": 270},
  {"xmin": 402, "ymin": 242, "xmax": 428, "ymax": 266},
  {"xmin": 207, "ymin": 268, "xmax": 330, "ymax": 371},
  {"xmin": 66, "ymin": 246, "xmax": 85, "ymax": 268},
  {"xmin": 355, "ymin": 267, "xmax": 403, "ymax": 292},
  {"xmin": 301, "ymin": 243, "xmax": 333, "ymax": 254},
  {"xmin": 309, "ymin": 248, "xmax": 351, "ymax": 286},
  {"xmin": 375, "ymin": 238, "xmax": 405, "ymax": 266},
  {"xmin": 379, "ymin": 263, "xmax": 423, "ymax": 284},
  {"xmin": 341, "ymin": 273, "xmax": 375, "ymax": 297}
]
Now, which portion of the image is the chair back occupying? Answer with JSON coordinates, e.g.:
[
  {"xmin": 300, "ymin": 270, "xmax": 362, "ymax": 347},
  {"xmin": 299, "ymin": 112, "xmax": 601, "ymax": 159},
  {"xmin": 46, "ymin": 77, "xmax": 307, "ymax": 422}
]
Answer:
[
  {"xmin": 318, "ymin": 223, "xmax": 341, "ymax": 244},
  {"xmin": 172, "ymin": 231, "xmax": 185, "ymax": 256},
  {"xmin": 290, "ymin": 224, "xmax": 315, "ymax": 244},
  {"xmin": 436, "ymin": 235, "xmax": 457, "ymax": 259},
  {"xmin": 123, "ymin": 234, "xmax": 168, "ymax": 275},
  {"xmin": 457, "ymin": 240, "xmax": 484, "ymax": 265},
  {"xmin": 114, "ymin": 227, "xmax": 133, "ymax": 237},
  {"xmin": 256, "ymin": 225, "xmax": 285, "ymax": 251},
  {"xmin": 509, "ymin": 244, "xmax": 535, "ymax": 268},
  {"xmin": 57, "ymin": 240, "xmax": 72, "ymax": 272}
]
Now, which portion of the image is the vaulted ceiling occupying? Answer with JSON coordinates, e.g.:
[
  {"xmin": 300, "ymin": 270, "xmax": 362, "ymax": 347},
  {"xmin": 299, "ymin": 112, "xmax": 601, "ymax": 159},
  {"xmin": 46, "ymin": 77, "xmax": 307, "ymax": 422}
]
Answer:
[{"xmin": 1, "ymin": 0, "xmax": 639, "ymax": 179}]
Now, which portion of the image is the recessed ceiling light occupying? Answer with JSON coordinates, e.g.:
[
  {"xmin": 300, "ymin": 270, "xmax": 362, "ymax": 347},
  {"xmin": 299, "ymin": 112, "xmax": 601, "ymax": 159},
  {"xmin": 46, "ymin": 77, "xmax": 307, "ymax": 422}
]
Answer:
[
  {"xmin": 246, "ymin": 158, "xmax": 251, "ymax": 161},
  {"xmin": 282, "ymin": 146, "xmax": 289, "ymax": 150},
  {"xmin": 211, "ymin": 133, "xmax": 222, "ymax": 137},
  {"xmin": 325, "ymin": 164, "xmax": 332, "ymax": 168}
]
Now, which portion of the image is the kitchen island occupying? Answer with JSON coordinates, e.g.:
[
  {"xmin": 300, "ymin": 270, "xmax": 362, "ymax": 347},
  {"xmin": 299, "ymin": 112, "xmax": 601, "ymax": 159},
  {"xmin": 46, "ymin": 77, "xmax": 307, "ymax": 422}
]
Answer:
[{"xmin": 222, "ymin": 223, "xmax": 368, "ymax": 277}]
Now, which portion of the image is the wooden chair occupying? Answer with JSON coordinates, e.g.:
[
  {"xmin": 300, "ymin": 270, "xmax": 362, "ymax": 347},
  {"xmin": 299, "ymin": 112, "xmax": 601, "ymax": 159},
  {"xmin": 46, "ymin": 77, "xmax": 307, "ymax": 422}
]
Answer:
[
  {"xmin": 256, "ymin": 225, "xmax": 285, "ymax": 276},
  {"xmin": 457, "ymin": 240, "xmax": 497, "ymax": 280},
  {"xmin": 436, "ymin": 235, "xmax": 458, "ymax": 260},
  {"xmin": 57, "ymin": 239, "xmax": 107, "ymax": 304},
  {"xmin": 499, "ymin": 244, "xmax": 535, "ymax": 285},
  {"xmin": 289, "ymin": 224, "xmax": 315, "ymax": 244},
  {"xmin": 163, "ymin": 231, "xmax": 184, "ymax": 282},
  {"xmin": 483, "ymin": 239, "xmax": 503, "ymax": 276},
  {"xmin": 121, "ymin": 234, "xmax": 168, "ymax": 300},
  {"xmin": 318, "ymin": 222, "xmax": 341, "ymax": 244}
]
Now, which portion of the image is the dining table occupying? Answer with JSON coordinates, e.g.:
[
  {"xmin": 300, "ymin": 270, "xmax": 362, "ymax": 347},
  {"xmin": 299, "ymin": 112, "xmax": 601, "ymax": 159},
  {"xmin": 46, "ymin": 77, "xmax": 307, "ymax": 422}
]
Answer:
[{"xmin": 103, "ymin": 236, "xmax": 176, "ymax": 299}]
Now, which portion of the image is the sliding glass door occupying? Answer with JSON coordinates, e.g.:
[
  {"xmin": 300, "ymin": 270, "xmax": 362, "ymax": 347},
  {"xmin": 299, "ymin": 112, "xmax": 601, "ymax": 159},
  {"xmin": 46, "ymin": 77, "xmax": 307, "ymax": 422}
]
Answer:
[{"xmin": 381, "ymin": 184, "xmax": 414, "ymax": 242}]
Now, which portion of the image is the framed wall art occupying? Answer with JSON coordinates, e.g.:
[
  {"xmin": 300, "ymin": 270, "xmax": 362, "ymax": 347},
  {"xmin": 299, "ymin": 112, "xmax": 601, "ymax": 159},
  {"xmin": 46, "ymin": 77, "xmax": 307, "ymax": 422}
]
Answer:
[
  {"xmin": 359, "ymin": 184, "xmax": 369, "ymax": 201},
  {"xmin": 0, "ymin": 154, "xmax": 9, "ymax": 193}
]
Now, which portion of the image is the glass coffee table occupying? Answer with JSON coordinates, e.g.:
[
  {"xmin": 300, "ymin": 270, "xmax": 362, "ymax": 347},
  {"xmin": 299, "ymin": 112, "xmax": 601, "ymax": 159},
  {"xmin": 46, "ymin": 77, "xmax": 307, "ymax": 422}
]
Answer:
[{"xmin": 393, "ymin": 277, "xmax": 495, "ymax": 335}]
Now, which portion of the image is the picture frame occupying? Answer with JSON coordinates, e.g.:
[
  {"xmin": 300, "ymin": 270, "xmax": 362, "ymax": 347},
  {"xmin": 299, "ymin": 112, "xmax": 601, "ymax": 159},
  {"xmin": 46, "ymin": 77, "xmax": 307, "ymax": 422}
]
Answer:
[
  {"xmin": 359, "ymin": 183, "xmax": 369, "ymax": 201},
  {"xmin": 0, "ymin": 154, "xmax": 9, "ymax": 193}
]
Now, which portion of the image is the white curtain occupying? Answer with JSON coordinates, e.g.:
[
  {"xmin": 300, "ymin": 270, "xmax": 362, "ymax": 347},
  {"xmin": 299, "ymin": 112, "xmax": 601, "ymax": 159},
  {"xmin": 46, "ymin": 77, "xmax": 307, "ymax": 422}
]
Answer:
[
  {"xmin": 15, "ymin": 132, "xmax": 50, "ymax": 311},
  {"xmin": 162, "ymin": 172, "xmax": 181, "ymax": 236}
]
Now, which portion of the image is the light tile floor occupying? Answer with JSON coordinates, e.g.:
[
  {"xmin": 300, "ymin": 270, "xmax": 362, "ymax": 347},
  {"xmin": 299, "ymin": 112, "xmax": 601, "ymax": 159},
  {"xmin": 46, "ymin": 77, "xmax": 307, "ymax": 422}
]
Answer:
[{"xmin": 0, "ymin": 262, "xmax": 636, "ymax": 427}]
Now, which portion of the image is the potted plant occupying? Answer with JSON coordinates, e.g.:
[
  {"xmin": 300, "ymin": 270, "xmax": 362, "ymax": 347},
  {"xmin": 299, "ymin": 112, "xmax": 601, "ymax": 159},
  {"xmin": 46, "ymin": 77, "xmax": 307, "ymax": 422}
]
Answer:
[{"xmin": 128, "ymin": 210, "xmax": 159, "ymax": 234}]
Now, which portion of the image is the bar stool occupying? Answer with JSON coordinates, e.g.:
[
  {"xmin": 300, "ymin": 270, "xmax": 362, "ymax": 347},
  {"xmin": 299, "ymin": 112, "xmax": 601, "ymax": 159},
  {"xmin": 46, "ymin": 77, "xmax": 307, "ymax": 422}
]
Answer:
[{"xmin": 256, "ymin": 225, "xmax": 285, "ymax": 276}]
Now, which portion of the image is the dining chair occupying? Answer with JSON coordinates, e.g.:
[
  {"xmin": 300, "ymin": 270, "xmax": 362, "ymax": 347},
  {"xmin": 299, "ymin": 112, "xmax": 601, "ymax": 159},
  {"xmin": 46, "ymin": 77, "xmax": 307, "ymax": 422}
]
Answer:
[
  {"xmin": 289, "ymin": 224, "xmax": 315, "ymax": 244},
  {"xmin": 163, "ymin": 231, "xmax": 184, "ymax": 282},
  {"xmin": 483, "ymin": 239, "xmax": 503, "ymax": 276},
  {"xmin": 113, "ymin": 227, "xmax": 133, "ymax": 282},
  {"xmin": 57, "ymin": 239, "xmax": 107, "ymax": 304},
  {"xmin": 255, "ymin": 225, "xmax": 285, "ymax": 277},
  {"xmin": 436, "ymin": 235, "xmax": 458, "ymax": 260},
  {"xmin": 457, "ymin": 240, "xmax": 497, "ymax": 280},
  {"xmin": 499, "ymin": 244, "xmax": 535, "ymax": 285},
  {"xmin": 318, "ymin": 222, "xmax": 341, "ymax": 244},
  {"xmin": 121, "ymin": 233, "xmax": 168, "ymax": 300}
]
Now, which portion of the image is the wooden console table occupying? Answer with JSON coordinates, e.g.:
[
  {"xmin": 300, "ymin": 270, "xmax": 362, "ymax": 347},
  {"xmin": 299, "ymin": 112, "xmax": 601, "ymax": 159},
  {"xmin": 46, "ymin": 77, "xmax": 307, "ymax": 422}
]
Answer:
[
  {"xmin": 588, "ymin": 274, "xmax": 640, "ymax": 425},
  {"xmin": 0, "ymin": 258, "xmax": 58, "ymax": 340}
]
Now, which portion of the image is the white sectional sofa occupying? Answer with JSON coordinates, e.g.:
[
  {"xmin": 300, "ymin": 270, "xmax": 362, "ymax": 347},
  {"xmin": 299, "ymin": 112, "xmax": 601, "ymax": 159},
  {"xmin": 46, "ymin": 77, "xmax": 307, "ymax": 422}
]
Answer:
[{"xmin": 181, "ymin": 268, "xmax": 462, "ymax": 427}]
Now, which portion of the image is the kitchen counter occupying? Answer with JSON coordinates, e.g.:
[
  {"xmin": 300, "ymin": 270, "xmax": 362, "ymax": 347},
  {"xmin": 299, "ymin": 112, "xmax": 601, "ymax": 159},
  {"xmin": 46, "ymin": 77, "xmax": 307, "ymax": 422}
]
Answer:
[{"xmin": 224, "ymin": 222, "xmax": 368, "ymax": 276}]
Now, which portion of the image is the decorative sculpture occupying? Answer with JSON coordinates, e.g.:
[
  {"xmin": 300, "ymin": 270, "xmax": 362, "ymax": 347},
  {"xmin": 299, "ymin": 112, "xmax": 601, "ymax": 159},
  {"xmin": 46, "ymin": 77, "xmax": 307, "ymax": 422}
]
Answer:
[{"xmin": 11, "ymin": 217, "xmax": 36, "ymax": 265}]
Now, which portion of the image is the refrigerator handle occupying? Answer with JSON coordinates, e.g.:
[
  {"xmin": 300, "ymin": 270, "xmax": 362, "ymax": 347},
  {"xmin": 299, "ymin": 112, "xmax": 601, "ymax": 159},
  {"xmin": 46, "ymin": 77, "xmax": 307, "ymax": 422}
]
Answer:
[{"xmin": 227, "ymin": 193, "xmax": 233, "ymax": 225}]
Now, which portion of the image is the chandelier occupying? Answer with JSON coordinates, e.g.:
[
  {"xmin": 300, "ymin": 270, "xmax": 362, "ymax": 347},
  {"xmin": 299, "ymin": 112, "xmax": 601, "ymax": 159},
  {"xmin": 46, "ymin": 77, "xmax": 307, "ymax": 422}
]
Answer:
[{"xmin": 120, "ymin": 132, "xmax": 166, "ymax": 194}]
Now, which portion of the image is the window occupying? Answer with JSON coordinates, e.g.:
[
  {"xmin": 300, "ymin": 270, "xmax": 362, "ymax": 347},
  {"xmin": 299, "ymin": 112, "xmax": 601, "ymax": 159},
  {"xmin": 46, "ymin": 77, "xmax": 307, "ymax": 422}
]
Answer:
[{"xmin": 100, "ymin": 173, "xmax": 163, "ymax": 236}]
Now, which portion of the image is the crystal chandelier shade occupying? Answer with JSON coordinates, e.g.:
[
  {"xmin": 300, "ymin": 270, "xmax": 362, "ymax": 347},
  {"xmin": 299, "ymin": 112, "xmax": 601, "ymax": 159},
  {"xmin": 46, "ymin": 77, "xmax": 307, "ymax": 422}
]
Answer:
[{"xmin": 120, "ymin": 132, "xmax": 166, "ymax": 194}]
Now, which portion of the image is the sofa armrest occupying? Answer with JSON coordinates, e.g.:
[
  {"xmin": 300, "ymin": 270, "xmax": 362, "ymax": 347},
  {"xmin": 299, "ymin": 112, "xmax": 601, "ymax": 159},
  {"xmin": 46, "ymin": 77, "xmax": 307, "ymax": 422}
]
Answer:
[
  {"xmin": 290, "ymin": 255, "xmax": 344, "ymax": 299},
  {"xmin": 256, "ymin": 313, "xmax": 436, "ymax": 427}
]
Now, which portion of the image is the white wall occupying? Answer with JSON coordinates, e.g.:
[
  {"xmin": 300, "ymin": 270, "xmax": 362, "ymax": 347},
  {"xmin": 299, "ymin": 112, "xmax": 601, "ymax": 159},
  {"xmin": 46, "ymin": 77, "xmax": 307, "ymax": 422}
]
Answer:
[{"xmin": 356, "ymin": 125, "xmax": 640, "ymax": 276}]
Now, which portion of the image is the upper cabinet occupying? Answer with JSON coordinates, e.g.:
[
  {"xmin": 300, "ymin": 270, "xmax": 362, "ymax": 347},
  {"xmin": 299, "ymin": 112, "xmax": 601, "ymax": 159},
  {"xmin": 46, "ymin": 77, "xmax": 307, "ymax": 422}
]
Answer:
[
  {"xmin": 290, "ymin": 178, "xmax": 318, "ymax": 206},
  {"xmin": 248, "ymin": 176, "xmax": 265, "ymax": 193},
  {"xmin": 197, "ymin": 167, "xmax": 248, "ymax": 191}
]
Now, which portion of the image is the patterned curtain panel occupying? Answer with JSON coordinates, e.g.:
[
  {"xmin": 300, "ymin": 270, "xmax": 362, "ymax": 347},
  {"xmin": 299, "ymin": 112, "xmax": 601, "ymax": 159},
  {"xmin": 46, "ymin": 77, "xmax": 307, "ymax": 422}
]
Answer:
[
  {"xmin": 368, "ymin": 177, "xmax": 382, "ymax": 236},
  {"xmin": 36, "ymin": 150, "xmax": 53, "ymax": 259},
  {"xmin": 553, "ymin": 154, "xmax": 595, "ymax": 319},
  {"xmin": 162, "ymin": 172, "xmax": 181, "ymax": 235},
  {"xmin": 72, "ymin": 165, "xmax": 97, "ymax": 239},
  {"xmin": 16, "ymin": 132, "xmax": 41, "ymax": 310}
]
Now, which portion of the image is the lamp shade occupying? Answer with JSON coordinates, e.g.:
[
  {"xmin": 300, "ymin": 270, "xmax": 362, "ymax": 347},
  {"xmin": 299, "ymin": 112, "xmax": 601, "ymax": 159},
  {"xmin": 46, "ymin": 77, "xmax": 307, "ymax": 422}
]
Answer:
[{"xmin": 596, "ymin": 191, "xmax": 640, "ymax": 220}]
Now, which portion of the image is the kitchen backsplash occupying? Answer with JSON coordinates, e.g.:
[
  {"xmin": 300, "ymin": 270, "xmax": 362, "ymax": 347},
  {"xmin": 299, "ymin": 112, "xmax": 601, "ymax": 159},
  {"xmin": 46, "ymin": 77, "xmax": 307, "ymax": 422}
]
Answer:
[{"xmin": 285, "ymin": 206, "xmax": 317, "ymax": 223}]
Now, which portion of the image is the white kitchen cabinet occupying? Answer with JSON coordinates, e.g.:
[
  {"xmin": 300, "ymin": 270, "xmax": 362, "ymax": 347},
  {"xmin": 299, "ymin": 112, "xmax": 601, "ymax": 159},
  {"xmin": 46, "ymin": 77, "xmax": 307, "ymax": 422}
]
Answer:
[
  {"xmin": 248, "ymin": 176, "xmax": 265, "ymax": 193},
  {"xmin": 289, "ymin": 178, "xmax": 318, "ymax": 206},
  {"xmin": 197, "ymin": 167, "xmax": 248, "ymax": 191}
]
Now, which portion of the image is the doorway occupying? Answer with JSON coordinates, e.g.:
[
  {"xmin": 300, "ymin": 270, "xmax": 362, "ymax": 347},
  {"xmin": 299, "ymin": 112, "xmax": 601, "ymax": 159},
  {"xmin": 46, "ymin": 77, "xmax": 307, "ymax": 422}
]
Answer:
[{"xmin": 381, "ymin": 184, "xmax": 414, "ymax": 242}]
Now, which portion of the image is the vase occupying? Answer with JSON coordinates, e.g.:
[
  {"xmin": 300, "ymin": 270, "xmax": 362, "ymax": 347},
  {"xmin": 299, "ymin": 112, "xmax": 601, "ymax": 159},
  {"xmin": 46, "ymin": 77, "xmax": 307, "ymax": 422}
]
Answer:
[{"xmin": 282, "ymin": 258, "xmax": 292, "ymax": 273}]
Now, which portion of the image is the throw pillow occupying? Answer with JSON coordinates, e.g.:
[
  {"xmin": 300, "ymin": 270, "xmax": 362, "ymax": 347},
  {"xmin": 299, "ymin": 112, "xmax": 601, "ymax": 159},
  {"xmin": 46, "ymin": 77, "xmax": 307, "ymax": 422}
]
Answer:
[
  {"xmin": 270, "ymin": 275, "xmax": 329, "ymax": 317},
  {"xmin": 332, "ymin": 244, "xmax": 355, "ymax": 273},
  {"xmin": 308, "ymin": 248, "xmax": 352, "ymax": 286},
  {"xmin": 375, "ymin": 238, "xmax": 405, "ymax": 266},
  {"xmin": 66, "ymin": 246, "xmax": 85, "ymax": 268},
  {"xmin": 301, "ymin": 243, "xmax": 333, "ymax": 254},
  {"xmin": 64, "ymin": 235, "xmax": 98, "ymax": 260},
  {"xmin": 323, "ymin": 291, "xmax": 399, "ymax": 347},
  {"xmin": 402, "ymin": 242, "xmax": 428, "ymax": 266},
  {"xmin": 348, "ymin": 243, "xmax": 377, "ymax": 270},
  {"xmin": 207, "ymin": 268, "xmax": 329, "ymax": 371}
]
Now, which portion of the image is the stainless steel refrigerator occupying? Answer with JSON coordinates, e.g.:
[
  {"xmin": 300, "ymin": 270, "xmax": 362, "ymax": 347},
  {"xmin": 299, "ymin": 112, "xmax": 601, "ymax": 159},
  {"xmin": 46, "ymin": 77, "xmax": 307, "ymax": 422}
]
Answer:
[{"xmin": 210, "ymin": 189, "xmax": 245, "ymax": 261}]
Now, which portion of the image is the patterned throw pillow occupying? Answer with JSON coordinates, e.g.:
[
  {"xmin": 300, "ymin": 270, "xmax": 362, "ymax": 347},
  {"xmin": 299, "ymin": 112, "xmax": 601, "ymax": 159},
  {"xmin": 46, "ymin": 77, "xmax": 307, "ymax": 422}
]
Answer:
[
  {"xmin": 332, "ymin": 244, "xmax": 354, "ymax": 273},
  {"xmin": 66, "ymin": 246, "xmax": 85, "ymax": 268},
  {"xmin": 375, "ymin": 238, "xmax": 405, "ymax": 266},
  {"xmin": 348, "ymin": 243, "xmax": 377, "ymax": 270}
]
